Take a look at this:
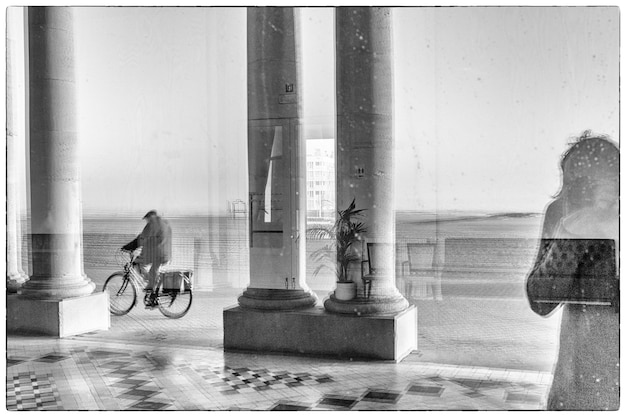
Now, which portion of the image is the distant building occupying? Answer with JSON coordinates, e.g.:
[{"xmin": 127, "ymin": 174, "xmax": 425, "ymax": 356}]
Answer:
[{"xmin": 306, "ymin": 141, "xmax": 335, "ymax": 220}]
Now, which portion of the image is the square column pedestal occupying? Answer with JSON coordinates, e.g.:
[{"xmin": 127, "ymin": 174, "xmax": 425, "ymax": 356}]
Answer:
[
  {"xmin": 224, "ymin": 305, "xmax": 417, "ymax": 362},
  {"xmin": 7, "ymin": 292, "xmax": 110, "ymax": 337}
]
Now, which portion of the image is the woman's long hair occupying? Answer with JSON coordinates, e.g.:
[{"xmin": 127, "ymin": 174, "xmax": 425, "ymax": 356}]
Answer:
[{"xmin": 555, "ymin": 130, "xmax": 619, "ymax": 213}]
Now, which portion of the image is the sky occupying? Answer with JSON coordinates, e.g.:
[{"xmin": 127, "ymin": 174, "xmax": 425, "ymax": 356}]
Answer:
[
  {"xmin": 8, "ymin": 6, "xmax": 620, "ymax": 216},
  {"xmin": 73, "ymin": 7, "xmax": 248, "ymax": 216},
  {"xmin": 393, "ymin": 7, "xmax": 619, "ymax": 213}
]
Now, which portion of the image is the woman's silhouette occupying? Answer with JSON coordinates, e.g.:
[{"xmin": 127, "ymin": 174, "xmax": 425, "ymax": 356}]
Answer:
[{"xmin": 526, "ymin": 131, "xmax": 619, "ymax": 410}]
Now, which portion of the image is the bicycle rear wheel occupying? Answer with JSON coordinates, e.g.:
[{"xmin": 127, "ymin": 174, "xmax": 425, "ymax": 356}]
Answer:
[
  {"xmin": 103, "ymin": 272, "xmax": 137, "ymax": 315},
  {"xmin": 157, "ymin": 289, "xmax": 193, "ymax": 319}
]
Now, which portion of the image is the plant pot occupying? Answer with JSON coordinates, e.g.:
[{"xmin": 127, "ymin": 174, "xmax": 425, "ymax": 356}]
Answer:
[{"xmin": 334, "ymin": 281, "xmax": 357, "ymax": 301}]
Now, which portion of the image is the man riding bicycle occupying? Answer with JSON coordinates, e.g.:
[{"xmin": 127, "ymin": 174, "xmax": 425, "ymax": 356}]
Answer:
[{"xmin": 122, "ymin": 210, "xmax": 172, "ymax": 307}]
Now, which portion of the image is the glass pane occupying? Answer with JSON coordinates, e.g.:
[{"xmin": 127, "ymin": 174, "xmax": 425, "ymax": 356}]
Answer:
[
  {"xmin": 393, "ymin": 7, "xmax": 618, "ymax": 375},
  {"xmin": 249, "ymin": 125, "xmax": 284, "ymax": 248}
]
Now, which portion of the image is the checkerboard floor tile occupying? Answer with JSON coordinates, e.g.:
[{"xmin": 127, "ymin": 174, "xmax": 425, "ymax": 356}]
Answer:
[
  {"xmin": 127, "ymin": 399, "xmax": 173, "ymax": 411},
  {"xmin": 6, "ymin": 337, "xmax": 551, "ymax": 411},
  {"xmin": 34, "ymin": 354, "xmax": 70, "ymax": 363},
  {"xmin": 193, "ymin": 365, "xmax": 334, "ymax": 394},
  {"xmin": 315, "ymin": 395, "xmax": 360, "ymax": 409},
  {"xmin": 270, "ymin": 401, "xmax": 312, "ymax": 411},
  {"xmin": 6, "ymin": 372, "xmax": 62, "ymax": 411},
  {"xmin": 361, "ymin": 389, "xmax": 403, "ymax": 403},
  {"xmin": 407, "ymin": 383, "xmax": 445, "ymax": 396},
  {"xmin": 505, "ymin": 391, "xmax": 544, "ymax": 404}
]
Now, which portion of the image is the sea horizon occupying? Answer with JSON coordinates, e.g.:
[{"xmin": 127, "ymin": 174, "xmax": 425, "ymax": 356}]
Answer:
[
  {"xmin": 67, "ymin": 209, "xmax": 544, "ymax": 221},
  {"xmin": 17, "ymin": 210, "xmax": 545, "ymax": 292}
]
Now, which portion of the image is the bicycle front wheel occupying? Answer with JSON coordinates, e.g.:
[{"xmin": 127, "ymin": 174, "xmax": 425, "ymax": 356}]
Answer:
[
  {"xmin": 157, "ymin": 289, "xmax": 193, "ymax": 319},
  {"xmin": 103, "ymin": 272, "xmax": 137, "ymax": 315}
]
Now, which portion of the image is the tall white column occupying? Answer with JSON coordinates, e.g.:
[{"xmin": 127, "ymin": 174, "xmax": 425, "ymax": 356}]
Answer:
[
  {"xmin": 325, "ymin": 7, "xmax": 409, "ymax": 315},
  {"xmin": 7, "ymin": 6, "xmax": 109, "ymax": 337},
  {"xmin": 18, "ymin": 7, "xmax": 95, "ymax": 300},
  {"xmin": 6, "ymin": 7, "xmax": 29, "ymax": 293},
  {"xmin": 239, "ymin": 7, "xmax": 316, "ymax": 309}
]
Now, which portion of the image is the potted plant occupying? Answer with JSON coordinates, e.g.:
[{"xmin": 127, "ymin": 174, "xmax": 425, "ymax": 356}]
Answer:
[{"xmin": 309, "ymin": 198, "xmax": 367, "ymax": 300}]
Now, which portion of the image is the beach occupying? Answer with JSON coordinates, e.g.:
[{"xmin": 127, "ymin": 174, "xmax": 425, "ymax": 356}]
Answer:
[{"xmin": 19, "ymin": 211, "xmax": 543, "ymax": 294}]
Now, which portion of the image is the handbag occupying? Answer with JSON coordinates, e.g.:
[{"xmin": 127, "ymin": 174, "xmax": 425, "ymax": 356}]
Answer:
[{"xmin": 527, "ymin": 238, "xmax": 617, "ymax": 309}]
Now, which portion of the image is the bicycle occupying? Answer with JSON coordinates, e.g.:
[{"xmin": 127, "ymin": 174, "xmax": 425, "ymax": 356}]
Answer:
[{"xmin": 103, "ymin": 249, "xmax": 193, "ymax": 319}]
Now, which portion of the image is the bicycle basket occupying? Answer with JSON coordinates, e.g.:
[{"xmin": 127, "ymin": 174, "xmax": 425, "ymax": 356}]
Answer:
[
  {"xmin": 162, "ymin": 270, "xmax": 193, "ymax": 291},
  {"xmin": 115, "ymin": 249, "xmax": 131, "ymax": 268}
]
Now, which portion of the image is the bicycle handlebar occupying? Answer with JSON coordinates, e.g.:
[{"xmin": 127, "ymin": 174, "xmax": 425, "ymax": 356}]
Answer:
[{"xmin": 120, "ymin": 248, "xmax": 139, "ymax": 264}]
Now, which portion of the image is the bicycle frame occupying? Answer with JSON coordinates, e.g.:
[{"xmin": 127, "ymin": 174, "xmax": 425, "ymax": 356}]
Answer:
[
  {"xmin": 115, "ymin": 252, "xmax": 148, "ymax": 294},
  {"xmin": 121, "ymin": 255, "xmax": 173, "ymax": 297},
  {"xmin": 126, "ymin": 262, "xmax": 146, "ymax": 291},
  {"xmin": 106, "ymin": 249, "xmax": 193, "ymax": 318}
]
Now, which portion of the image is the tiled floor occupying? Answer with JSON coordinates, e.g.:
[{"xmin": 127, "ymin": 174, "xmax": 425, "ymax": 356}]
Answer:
[
  {"xmin": 5, "ymin": 287, "xmax": 557, "ymax": 411},
  {"xmin": 6, "ymin": 335, "xmax": 551, "ymax": 411}
]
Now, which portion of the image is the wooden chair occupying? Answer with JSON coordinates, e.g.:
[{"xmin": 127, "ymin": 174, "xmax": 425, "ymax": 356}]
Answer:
[
  {"xmin": 361, "ymin": 242, "xmax": 394, "ymax": 299},
  {"xmin": 401, "ymin": 242, "xmax": 437, "ymax": 300}
]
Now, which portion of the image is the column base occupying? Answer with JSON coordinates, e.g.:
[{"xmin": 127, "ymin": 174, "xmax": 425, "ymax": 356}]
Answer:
[
  {"xmin": 238, "ymin": 288, "xmax": 318, "ymax": 310},
  {"xmin": 324, "ymin": 293, "xmax": 409, "ymax": 315},
  {"xmin": 17, "ymin": 276, "xmax": 96, "ymax": 300},
  {"xmin": 6, "ymin": 271, "xmax": 29, "ymax": 293},
  {"xmin": 7, "ymin": 292, "xmax": 110, "ymax": 337},
  {"xmin": 224, "ymin": 305, "xmax": 417, "ymax": 362}
]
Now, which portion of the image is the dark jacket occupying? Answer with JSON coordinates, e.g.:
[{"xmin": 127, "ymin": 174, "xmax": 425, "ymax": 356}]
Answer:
[{"xmin": 139, "ymin": 216, "xmax": 172, "ymax": 264}]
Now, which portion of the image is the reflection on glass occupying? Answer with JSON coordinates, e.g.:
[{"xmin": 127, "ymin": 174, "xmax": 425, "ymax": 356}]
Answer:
[
  {"xmin": 250, "ymin": 125, "xmax": 284, "ymax": 248},
  {"xmin": 264, "ymin": 127, "xmax": 283, "ymax": 223}
]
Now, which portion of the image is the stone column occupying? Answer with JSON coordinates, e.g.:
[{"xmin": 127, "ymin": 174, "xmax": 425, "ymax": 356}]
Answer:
[
  {"xmin": 238, "ymin": 7, "xmax": 317, "ymax": 310},
  {"xmin": 325, "ymin": 7, "xmax": 409, "ymax": 315},
  {"xmin": 8, "ymin": 7, "xmax": 109, "ymax": 337},
  {"xmin": 17, "ymin": 7, "xmax": 95, "ymax": 300},
  {"xmin": 6, "ymin": 7, "xmax": 29, "ymax": 292}
]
